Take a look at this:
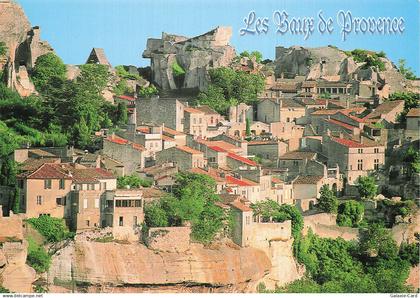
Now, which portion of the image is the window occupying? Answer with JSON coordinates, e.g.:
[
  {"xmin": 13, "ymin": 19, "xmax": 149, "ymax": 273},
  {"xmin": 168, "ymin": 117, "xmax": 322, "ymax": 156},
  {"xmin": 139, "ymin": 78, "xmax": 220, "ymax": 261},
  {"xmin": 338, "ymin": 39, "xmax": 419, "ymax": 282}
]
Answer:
[
  {"xmin": 59, "ymin": 179, "xmax": 65, "ymax": 189},
  {"xmin": 95, "ymin": 198, "xmax": 100, "ymax": 208},
  {"xmin": 293, "ymin": 161, "xmax": 299, "ymax": 166},
  {"xmin": 374, "ymin": 148, "xmax": 379, "ymax": 153},
  {"xmin": 56, "ymin": 197, "xmax": 65, "ymax": 206},
  {"xmin": 208, "ymin": 157, "xmax": 216, "ymax": 163},
  {"xmin": 135, "ymin": 200, "xmax": 142, "ymax": 207},
  {"xmin": 193, "ymin": 118, "xmax": 196, "ymax": 124},
  {"xmin": 199, "ymin": 118, "xmax": 202, "ymax": 124},
  {"xmin": 286, "ymin": 117, "xmax": 290, "ymax": 122},
  {"xmin": 44, "ymin": 179, "xmax": 52, "ymax": 189},
  {"xmin": 374, "ymin": 159, "xmax": 379, "ymax": 170},
  {"xmin": 86, "ymin": 220, "xmax": 90, "ymax": 227},
  {"xmin": 83, "ymin": 199, "xmax": 88, "ymax": 209},
  {"xmin": 133, "ymin": 216, "xmax": 138, "ymax": 226},
  {"xmin": 36, "ymin": 196, "xmax": 43, "ymax": 205},
  {"xmin": 210, "ymin": 116, "xmax": 214, "ymax": 124},
  {"xmin": 358, "ymin": 149, "xmax": 363, "ymax": 154},
  {"xmin": 357, "ymin": 159, "xmax": 363, "ymax": 170},
  {"xmin": 119, "ymin": 216, "xmax": 124, "ymax": 226}
]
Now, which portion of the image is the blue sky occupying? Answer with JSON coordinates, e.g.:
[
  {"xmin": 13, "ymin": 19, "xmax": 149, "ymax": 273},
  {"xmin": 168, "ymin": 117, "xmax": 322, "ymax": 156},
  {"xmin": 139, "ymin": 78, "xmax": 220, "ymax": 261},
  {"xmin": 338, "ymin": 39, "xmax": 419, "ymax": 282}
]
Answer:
[{"xmin": 18, "ymin": 0, "xmax": 419, "ymax": 75}]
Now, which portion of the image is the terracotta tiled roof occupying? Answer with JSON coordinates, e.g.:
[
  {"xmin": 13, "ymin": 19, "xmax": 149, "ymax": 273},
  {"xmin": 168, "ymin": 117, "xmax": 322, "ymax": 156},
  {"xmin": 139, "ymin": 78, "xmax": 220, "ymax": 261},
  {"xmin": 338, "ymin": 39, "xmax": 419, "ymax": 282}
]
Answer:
[
  {"xmin": 197, "ymin": 139, "xmax": 241, "ymax": 153},
  {"xmin": 248, "ymin": 140, "xmax": 279, "ymax": 145},
  {"xmin": 279, "ymin": 151, "xmax": 316, "ymax": 160},
  {"xmin": 136, "ymin": 127, "xmax": 150, "ymax": 134},
  {"xmin": 184, "ymin": 107, "xmax": 204, "ymax": 114},
  {"xmin": 21, "ymin": 158, "xmax": 61, "ymax": 172},
  {"xmin": 28, "ymin": 149, "xmax": 56, "ymax": 157},
  {"xmin": 230, "ymin": 200, "xmax": 252, "ymax": 212},
  {"xmin": 106, "ymin": 135, "xmax": 145, "ymax": 152},
  {"xmin": 116, "ymin": 95, "xmax": 136, "ymax": 101},
  {"xmin": 337, "ymin": 111, "xmax": 365, "ymax": 123},
  {"xmin": 326, "ymin": 119, "xmax": 358, "ymax": 130},
  {"xmin": 195, "ymin": 105, "xmax": 219, "ymax": 115},
  {"xmin": 162, "ymin": 135, "xmax": 175, "ymax": 142},
  {"xmin": 364, "ymin": 100, "xmax": 404, "ymax": 120},
  {"xmin": 331, "ymin": 137, "xmax": 378, "ymax": 148},
  {"xmin": 226, "ymin": 175, "xmax": 257, "ymax": 187},
  {"xmin": 163, "ymin": 127, "xmax": 184, "ymax": 136},
  {"xmin": 208, "ymin": 145, "xmax": 227, "ymax": 152},
  {"xmin": 407, "ymin": 108, "xmax": 420, "ymax": 117},
  {"xmin": 272, "ymin": 177, "xmax": 284, "ymax": 184},
  {"xmin": 301, "ymin": 81, "xmax": 317, "ymax": 88},
  {"xmin": 227, "ymin": 153, "xmax": 257, "ymax": 166},
  {"xmin": 72, "ymin": 168, "xmax": 115, "ymax": 183},
  {"xmin": 189, "ymin": 167, "xmax": 226, "ymax": 183},
  {"xmin": 177, "ymin": 146, "xmax": 203, "ymax": 155},
  {"xmin": 19, "ymin": 163, "xmax": 72, "ymax": 179},
  {"xmin": 294, "ymin": 175, "xmax": 324, "ymax": 185}
]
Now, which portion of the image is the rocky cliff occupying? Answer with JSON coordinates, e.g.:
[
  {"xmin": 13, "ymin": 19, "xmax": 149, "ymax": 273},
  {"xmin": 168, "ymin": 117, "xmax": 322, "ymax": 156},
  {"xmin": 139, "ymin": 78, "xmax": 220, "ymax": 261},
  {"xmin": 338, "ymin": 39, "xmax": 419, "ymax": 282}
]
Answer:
[
  {"xmin": 48, "ymin": 239, "xmax": 271, "ymax": 293},
  {"xmin": 0, "ymin": 0, "xmax": 53, "ymax": 96},
  {"xmin": 273, "ymin": 45, "xmax": 407, "ymax": 93},
  {"xmin": 143, "ymin": 27, "xmax": 236, "ymax": 91}
]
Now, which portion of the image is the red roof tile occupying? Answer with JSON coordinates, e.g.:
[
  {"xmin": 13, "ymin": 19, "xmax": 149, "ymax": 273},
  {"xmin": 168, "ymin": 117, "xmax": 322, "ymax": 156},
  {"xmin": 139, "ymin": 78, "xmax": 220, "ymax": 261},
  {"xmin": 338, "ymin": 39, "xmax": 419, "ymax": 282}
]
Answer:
[
  {"xmin": 230, "ymin": 200, "xmax": 252, "ymax": 212},
  {"xmin": 326, "ymin": 119, "xmax": 357, "ymax": 130},
  {"xmin": 226, "ymin": 175, "xmax": 257, "ymax": 187},
  {"xmin": 331, "ymin": 137, "xmax": 377, "ymax": 148},
  {"xmin": 117, "ymin": 95, "xmax": 136, "ymax": 101},
  {"xmin": 208, "ymin": 145, "xmax": 227, "ymax": 153},
  {"xmin": 227, "ymin": 153, "xmax": 257, "ymax": 166},
  {"xmin": 177, "ymin": 146, "xmax": 203, "ymax": 155}
]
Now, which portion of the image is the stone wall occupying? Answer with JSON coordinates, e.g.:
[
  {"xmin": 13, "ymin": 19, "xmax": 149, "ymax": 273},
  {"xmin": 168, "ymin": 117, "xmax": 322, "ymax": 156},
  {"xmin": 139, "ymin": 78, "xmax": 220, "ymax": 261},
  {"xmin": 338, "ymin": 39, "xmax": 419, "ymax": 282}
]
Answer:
[
  {"xmin": 303, "ymin": 213, "xmax": 359, "ymax": 241},
  {"xmin": 0, "ymin": 211, "xmax": 24, "ymax": 241}
]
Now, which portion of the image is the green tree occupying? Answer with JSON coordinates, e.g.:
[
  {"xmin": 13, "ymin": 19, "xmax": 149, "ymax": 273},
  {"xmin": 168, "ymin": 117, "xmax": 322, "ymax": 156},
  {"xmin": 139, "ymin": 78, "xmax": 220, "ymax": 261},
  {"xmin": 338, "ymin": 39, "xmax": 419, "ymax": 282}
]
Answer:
[
  {"xmin": 72, "ymin": 116, "xmax": 91, "ymax": 149},
  {"xmin": 398, "ymin": 59, "xmax": 417, "ymax": 80},
  {"xmin": 117, "ymin": 174, "xmax": 152, "ymax": 189},
  {"xmin": 12, "ymin": 187, "xmax": 20, "ymax": 214},
  {"xmin": 115, "ymin": 65, "xmax": 141, "ymax": 80},
  {"xmin": 279, "ymin": 278, "xmax": 321, "ymax": 293},
  {"xmin": 77, "ymin": 64, "xmax": 109, "ymax": 95},
  {"xmin": 337, "ymin": 200, "xmax": 364, "ymax": 227},
  {"xmin": 32, "ymin": 53, "xmax": 67, "ymax": 91},
  {"xmin": 171, "ymin": 61, "xmax": 185, "ymax": 77},
  {"xmin": 399, "ymin": 242, "xmax": 420, "ymax": 266},
  {"xmin": 359, "ymin": 224, "xmax": 398, "ymax": 259},
  {"xmin": 356, "ymin": 176, "xmax": 378, "ymax": 200},
  {"xmin": 317, "ymin": 185, "xmax": 338, "ymax": 213},
  {"xmin": 144, "ymin": 201, "xmax": 169, "ymax": 227},
  {"xmin": 26, "ymin": 216, "xmax": 73, "ymax": 243},
  {"xmin": 26, "ymin": 237, "xmax": 51, "ymax": 273},
  {"xmin": 404, "ymin": 146, "xmax": 420, "ymax": 174},
  {"xmin": 245, "ymin": 118, "xmax": 251, "ymax": 137},
  {"xmin": 197, "ymin": 67, "xmax": 264, "ymax": 115},
  {"xmin": 389, "ymin": 92, "xmax": 419, "ymax": 123},
  {"xmin": 138, "ymin": 85, "xmax": 159, "ymax": 98}
]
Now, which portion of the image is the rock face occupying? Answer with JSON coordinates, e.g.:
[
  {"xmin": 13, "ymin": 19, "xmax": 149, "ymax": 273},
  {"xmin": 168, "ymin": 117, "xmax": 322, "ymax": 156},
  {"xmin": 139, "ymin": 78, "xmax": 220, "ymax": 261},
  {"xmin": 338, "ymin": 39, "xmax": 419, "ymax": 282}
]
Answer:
[
  {"xmin": 0, "ymin": 241, "xmax": 36, "ymax": 293},
  {"xmin": 143, "ymin": 27, "xmax": 236, "ymax": 91},
  {"xmin": 0, "ymin": 1, "xmax": 53, "ymax": 96},
  {"xmin": 48, "ymin": 240, "xmax": 271, "ymax": 292},
  {"xmin": 273, "ymin": 45, "xmax": 407, "ymax": 92}
]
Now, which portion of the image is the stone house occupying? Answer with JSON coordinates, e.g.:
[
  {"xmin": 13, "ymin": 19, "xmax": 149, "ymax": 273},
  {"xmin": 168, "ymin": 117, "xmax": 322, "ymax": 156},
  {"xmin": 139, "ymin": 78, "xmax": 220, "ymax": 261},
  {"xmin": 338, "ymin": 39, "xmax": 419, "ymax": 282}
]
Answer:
[
  {"xmin": 195, "ymin": 105, "xmax": 223, "ymax": 128},
  {"xmin": 406, "ymin": 108, "xmax": 420, "ymax": 139},
  {"xmin": 292, "ymin": 175, "xmax": 324, "ymax": 212},
  {"xmin": 183, "ymin": 107, "xmax": 207, "ymax": 137},
  {"xmin": 269, "ymin": 122, "xmax": 304, "ymax": 151},
  {"xmin": 257, "ymin": 98, "xmax": 305, "ymax": 124},
  {"xmin": 163, "ymin": 126, "xmax": 187, "ymax": 146},
  {"xmin": 102, "ymin": 189, "xmax": 144, "ymax": 239},
  {"xmin": 226, "ymin": 152, "xmax": 258, "ymax": 170},
  {"xmin": 224, "ymin": 175, "xmax": 260, "ymax": 203},
  {"xmin": 102, "ymin": 135, "xmax": 146, "ymax": 174},
  {"xmin": 155, "ymin": 146, "xmax": 206, "ymax": 171},
  {"xmin": 135, "ymin": 97, "xmax": 185, "ymax": 131},
  {"xmin": 271, "ymin": 177, "xmax": 294, "ymax": 205},
  {"xmin": 278, "ymin": 151, "xmax": 317, "ymax": 178},
  {"xmin": 363, "ymin": 100, "xmax": 405, "ymax": 124},
  {"xmin": 324, "ymin": 136, "xmax": 385, "ymax": 185},
  {"xmin": 17, "ymin": 163, "xmax": 116, "ymax": 222},
  {"xmin": 248, "ymin": 140, "xmax": 288, "ymax": 161}
]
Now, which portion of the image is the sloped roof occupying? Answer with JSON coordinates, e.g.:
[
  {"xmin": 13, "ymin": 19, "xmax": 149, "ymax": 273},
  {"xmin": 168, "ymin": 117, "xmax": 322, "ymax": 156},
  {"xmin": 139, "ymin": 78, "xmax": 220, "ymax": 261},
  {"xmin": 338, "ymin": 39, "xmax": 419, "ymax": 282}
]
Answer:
[
  {"xmin": 227, "ymin": 152, "xmax": 257, "ymax": 166},
  {"xmin": 364, "ymin": 100, "xmax": 404, "ymax": 120},
  {"xmin": 195, "ymin": 105, "xmax": 220, "ymax": 115},
  {"xmin": 407, "ymin": 108, "xmax": 420, "ymax": 117},
  {"xmin": 86, "ymin": 48, "xmax": 111, "ymax": 66},
  {"xmin": 279, "ymin": 151, "xmax": 316, "ymax": 160},
  {"xmin": 293, "ymin": 175, "xmax": 324, "ymax": 185}
]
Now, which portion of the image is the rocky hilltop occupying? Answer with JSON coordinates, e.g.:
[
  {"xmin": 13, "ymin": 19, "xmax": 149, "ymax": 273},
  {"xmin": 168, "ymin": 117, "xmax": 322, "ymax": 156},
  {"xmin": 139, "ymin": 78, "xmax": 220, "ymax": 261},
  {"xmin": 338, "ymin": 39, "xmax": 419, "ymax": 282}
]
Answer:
[
  {"xmin": 273, "ymin": 45, "xmax": 407, "ymax": 93},
  {"xmin": 143, "ymin": 27, "xmax": 236, "ymax": 91},
  {"xmin": 0, "ymin": 0, "xmax": 53, "ymax": 96},
  {"xmin": 48, "ymin": 239, "xmax": 271, "ymax": 293}
]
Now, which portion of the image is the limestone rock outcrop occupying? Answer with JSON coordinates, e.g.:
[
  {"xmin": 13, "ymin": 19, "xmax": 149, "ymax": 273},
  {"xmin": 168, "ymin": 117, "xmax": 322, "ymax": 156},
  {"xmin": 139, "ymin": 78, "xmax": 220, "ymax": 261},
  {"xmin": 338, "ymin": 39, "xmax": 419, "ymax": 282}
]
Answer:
[
  {"xmin": 273, "ymin": 45, "xmax": 407, "ymax": 93},
  {"xmin": 0, "ymin": 1, "xmax": 54, "ymax": 96},
  {"xmin": 48, "ymin": 239, "xmax": 271, "ymax": 292},
  {"xmin": 143, "ymin": 27, "xmax": 236, "ymax": 91}
]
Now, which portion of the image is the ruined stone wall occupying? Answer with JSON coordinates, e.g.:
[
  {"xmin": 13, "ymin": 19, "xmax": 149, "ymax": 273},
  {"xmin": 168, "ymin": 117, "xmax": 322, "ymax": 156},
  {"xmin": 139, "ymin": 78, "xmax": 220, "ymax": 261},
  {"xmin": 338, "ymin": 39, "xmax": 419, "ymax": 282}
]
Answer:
[
  {"xmin": 0, "ymin": 212, "xmax": 24, "ymax": 241},
  {"xmin": 303, "ymin": 213, "xmax": 359, "ymax": 241},
  {"xmin": 103, "ymin": 138, "xmax": 144, "ymax": 174}
]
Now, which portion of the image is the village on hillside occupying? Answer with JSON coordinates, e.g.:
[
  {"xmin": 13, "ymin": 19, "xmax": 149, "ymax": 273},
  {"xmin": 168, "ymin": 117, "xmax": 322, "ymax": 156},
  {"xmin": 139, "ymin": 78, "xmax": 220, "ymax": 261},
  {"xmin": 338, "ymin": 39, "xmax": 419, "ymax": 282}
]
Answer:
[{"xmin": 0, "ymin": 0, "xmax": 419, "ymax": 294}]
